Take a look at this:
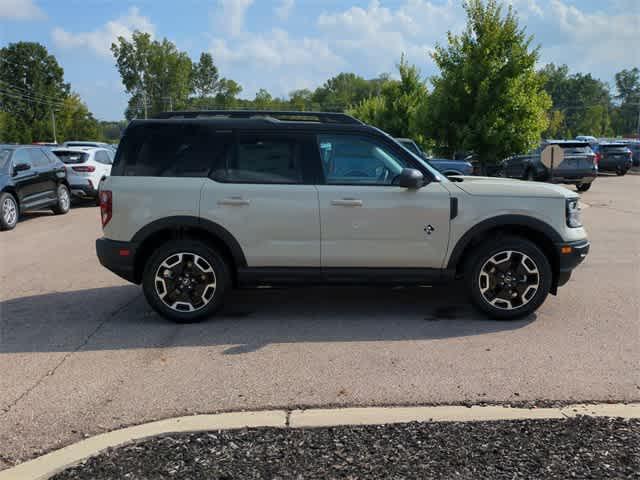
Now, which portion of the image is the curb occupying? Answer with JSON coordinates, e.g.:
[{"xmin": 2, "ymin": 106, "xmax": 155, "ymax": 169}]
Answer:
[{"xmin": 1, "ymin": 403, "xmax": 638, "ymax": 480}]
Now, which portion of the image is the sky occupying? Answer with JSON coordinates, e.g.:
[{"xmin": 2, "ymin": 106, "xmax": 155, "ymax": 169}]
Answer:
[{"xmin": 1, "ymin": 0, "xmax": 638, "ymax": 121}]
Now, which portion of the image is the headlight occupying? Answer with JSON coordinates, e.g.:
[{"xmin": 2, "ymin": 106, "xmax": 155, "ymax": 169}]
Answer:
[{"xmin": 566, "ymin": 198, "xmax": 582, "ymax": 228}]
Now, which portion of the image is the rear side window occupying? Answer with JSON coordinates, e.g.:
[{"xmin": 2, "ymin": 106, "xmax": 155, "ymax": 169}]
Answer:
[
  {"xmin": 113, "ymin": 124, "xmax": 227, "ymax": 177},
  {"xmin": 53, "ymin": 151, "xmax": 89, "ymax": 164},
  {"xmin": 95, "ymin": 151, "xmax": 111, "ymax": 165},
  {"xmin": 212, "ymin": 135, "xmax": 303, "ymax": 184}
]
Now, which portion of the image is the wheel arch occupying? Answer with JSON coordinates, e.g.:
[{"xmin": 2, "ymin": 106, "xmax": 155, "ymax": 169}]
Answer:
[
  {"xmin": 447, "ymin": 215, "xmax": 563, "ymax": 293},
  {"xmin": 1, "ymin": 187, "xmax": 19, "ymax": 207},
  {"xmin": 131, "ymin": 216, "xmax": 247, "ymax": 285}
]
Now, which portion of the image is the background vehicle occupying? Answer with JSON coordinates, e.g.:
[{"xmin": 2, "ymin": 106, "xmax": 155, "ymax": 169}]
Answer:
[
  {"xmin": 395, "ymin": 138, "xmax": 473, "ymax": 176},
  {"xmin": 625, "ymin": 141, "xmax": 640, "ymax": 167},
  {"xmin": 0, "ymin": 145, "xmax": 71, "ymax": 230},
  {"xmin": 52, "ymin": 147, "xmax": 114, "ymax": 201},
  {"xmin": 502, "ymin": 140, "xmax": 597, "ymax": 191},
  {"xmin": 97, "ymin": 111, "xmax": 589, "ymax": 323},
  {"xmin": 591, "ymin": 142, "xmax": 633, "ymax": 175}
]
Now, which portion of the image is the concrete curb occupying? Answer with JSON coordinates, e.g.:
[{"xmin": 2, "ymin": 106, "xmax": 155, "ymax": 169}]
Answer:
[{"xmin": 1, "ymin": 403, "xmax": 638, "ymax": 480}]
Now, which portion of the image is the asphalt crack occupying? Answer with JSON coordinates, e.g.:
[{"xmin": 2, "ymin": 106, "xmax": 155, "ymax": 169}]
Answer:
[{"xmin": 0, "ymin": 292, "xmax": 141, "ymax": 417}]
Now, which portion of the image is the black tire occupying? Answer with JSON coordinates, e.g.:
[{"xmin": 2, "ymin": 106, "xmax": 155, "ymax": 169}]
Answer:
[
  {"xmin": 616, "ymin": 167, "xmax": 627, "ymax": 176},
  {"xmin": 51, "ymin": 184, "xmax": 71, "ymax": 215},
  {"xmin": 525, "ymin": 169, "xmax": 535, "ymax": 181},
  {"xmin": 576, "ymin": 183, "xmax": 591, "ymax": 192},
  {"xmin": 0, "ymin": 192, "xmax": 19, "ymax": 231},
  {"xmin": 466, "ymin": 236, "xmax": 552, "ymax": 320},
  {"xmin": 142, "ymin": 240, "xmax": 231, "ymax": 323}
]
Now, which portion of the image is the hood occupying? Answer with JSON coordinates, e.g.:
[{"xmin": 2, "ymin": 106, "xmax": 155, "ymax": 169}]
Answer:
[{"xmin": 449, "ymin": 176, "xmax": 577, "ymax": 199}]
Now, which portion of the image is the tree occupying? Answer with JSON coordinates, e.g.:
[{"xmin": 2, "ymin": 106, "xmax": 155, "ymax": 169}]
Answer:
[
  {"xmin": 191, "ymin": 52, "xmax": 220, "ymax": 99},
  {"xmin": 214, "ymin": 78, "xmax": 242, "ymax": 108},
  {"xmin": 0, "ymin": 42, "xmax": 69, "ymax": 142},
  {"xmin": 57, "ymin": 93, "xmax": 100, "ymax": 141},
  {"xmin": 540, "ymin": 63, "xmax": 613, "ymax": 138},
  {"xmin": 612, "ymin": 68, "xmax": 640, "ymax": 136},
  {"xmin": 312, "ymin": 73, "xmax": 379, "ymax": 110},
  {"xmin": 349, "ymin": 56, "xmax": 429, "ymax": 143},
  {"xmin": 112, "ymin": 31, "xmax": 193, "ymax": 119},
  {"xmin": 427, "ymin": 0, "xmax": 551, "ymax": 170}
]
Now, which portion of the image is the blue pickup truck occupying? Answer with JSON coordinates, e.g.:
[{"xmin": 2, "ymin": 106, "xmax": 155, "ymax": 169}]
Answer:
[{"xmin": 395, "ymin": 138, "xmax": 474, "ymax": 176}]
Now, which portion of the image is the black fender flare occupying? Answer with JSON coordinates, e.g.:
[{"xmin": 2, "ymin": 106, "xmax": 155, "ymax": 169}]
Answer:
[
  {"xmin": 446, "ymin": 214, "xmax": 563, "ymax": 270},
  {"xmin": 131, "ymin": 216, "xmax": 247, "ymax": 268}
]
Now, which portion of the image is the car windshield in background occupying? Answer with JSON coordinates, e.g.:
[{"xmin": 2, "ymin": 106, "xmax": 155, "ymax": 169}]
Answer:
[
  {"xmin": 547, "ymin": 142, "xmax": 592, "ymax": 155},
  {"xmin": 53, "ymin": 151, "xmax": 89, "ymax": 164},
  {"xmin": 600, "ymin": 144, "xmax": 630, "ymax": 153},
  {"xmin": 0, "ymin": 149, "xmax": 12, "ymax": 171}
]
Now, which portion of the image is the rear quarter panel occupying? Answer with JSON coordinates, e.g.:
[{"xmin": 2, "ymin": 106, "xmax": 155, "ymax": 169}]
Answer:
[{"xmin": 101, "ymin": 176, "xmax": 205, "ymax": 241}]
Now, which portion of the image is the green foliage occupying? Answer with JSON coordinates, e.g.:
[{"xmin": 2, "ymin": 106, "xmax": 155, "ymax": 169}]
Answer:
[
  {"xmin": 612, "ymin": 68, "xmax": 640, "ymax": 136},
  {"xmin": 0, "ymin": 41, "xmax": 69, "ymax": 143},
  {"xmin": 191, "ymin": 52, "xmax": 219, "ymax": 99},
  {"xmin": 111, "ymin": 31, "xmax": 192, "ymax": 119},
  {"xmin": 540, "ymin": 63, "xmax": 613, "ymax": 138},
  {"xmin": 349, "ymin": 56, "xmax": 429, "ymax": 144},
  {"xmin": 56, "ymin": 94, "xmax": 100, "ymax": 142},
  {"xmin": 427, "ymin": 0, "xmax": 551, "ymax": 167}
]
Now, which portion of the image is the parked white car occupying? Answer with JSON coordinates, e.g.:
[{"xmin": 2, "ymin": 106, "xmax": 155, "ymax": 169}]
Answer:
[{"xmin": 51, "ymin": 147, "xmax": 114, "ymax": 201}]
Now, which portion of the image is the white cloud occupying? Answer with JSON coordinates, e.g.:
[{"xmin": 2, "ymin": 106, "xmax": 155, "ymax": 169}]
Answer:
[
  {"xmin": 0, "ymin": 0, "xmax": 45, "ymax": 20},
  {"xmin": 212, "ymin": 0, "xmax": 253, "ymax": 37},
  {"xmin": 275, "ymin": 0, "xmax": 294, "ymax": 21},
  {"xmin": 51, "ymin": 7, "xmax": 155, "ymax": 56}
]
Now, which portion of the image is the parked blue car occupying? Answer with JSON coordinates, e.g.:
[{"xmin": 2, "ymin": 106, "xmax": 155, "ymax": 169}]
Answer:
[{"xmin": 395, "ymin": 138, "xmax": 474, "ymax": 176}]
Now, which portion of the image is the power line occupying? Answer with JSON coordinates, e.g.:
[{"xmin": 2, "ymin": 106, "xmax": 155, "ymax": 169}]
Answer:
[
  {"xmin": 0, "ymin": 80, "xmax": 66, "ymax": 105},
  {"xmin": 0, "ymin": 88, "xmax": 64, "ymax": 109}
]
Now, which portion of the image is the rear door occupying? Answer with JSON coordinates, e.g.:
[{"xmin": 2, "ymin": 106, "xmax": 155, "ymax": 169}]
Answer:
[{"xmin": 201, "ymin": 131, "xmax": 321, "ymax": 267}]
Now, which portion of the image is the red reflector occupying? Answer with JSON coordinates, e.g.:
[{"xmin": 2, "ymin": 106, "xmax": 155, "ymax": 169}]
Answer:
[
  {"xmin": 72, "ymin": 165, "xmax": 96, "ymax": 172},
  {"xmin": 119, "ymin": 249, "xmax": 131, "ymax": 257}
]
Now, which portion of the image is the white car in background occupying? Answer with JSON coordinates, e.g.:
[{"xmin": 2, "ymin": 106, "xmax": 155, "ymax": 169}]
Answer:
[{"xmin": 51, "ymin": 147, "xmax": 114, "ymax": 202}]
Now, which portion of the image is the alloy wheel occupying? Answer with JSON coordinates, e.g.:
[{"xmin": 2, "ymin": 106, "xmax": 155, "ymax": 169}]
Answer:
[
  {"xmin": 154, "ymin": 252, "xmax": 217, "ymax": 312},
  {"xmin": 2, "ymin": 197, "xmax": 17, "ymax": 226},
  {"xmin": 478, "ymin": 250, "xmax": 540, "ymax": 311},
  {"xmin": 59, "ymin": 186, "xmax": 70, "ymax": 211}
]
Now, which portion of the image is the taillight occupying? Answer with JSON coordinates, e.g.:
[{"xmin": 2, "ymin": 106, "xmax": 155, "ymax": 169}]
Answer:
[
  {"xmin": 72, "ymin": 165, "xmax": 96, "ymax": 172},
  {"xmin": 99, "ymin": 190, "xmax": 112, "ymax": 227},
  {"xmin": 594, "ymin": 153, "xmax": 601, "ymax": 166}
]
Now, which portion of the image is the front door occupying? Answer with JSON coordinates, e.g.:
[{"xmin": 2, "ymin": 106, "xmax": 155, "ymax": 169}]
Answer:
[
  {"xmin": 316, "ymin": 134, "xmax": 451, "ymax": 269},
  {"xmin": 201, "ymin": 132, "xmax": 321, "ymax": 267},
  {"xmin": 11, "ymin": 148, "xmax": 47, "ymax": 209}
]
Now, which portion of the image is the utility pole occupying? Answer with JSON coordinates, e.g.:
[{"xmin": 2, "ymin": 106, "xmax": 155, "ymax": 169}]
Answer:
[{"xmin": 51, "ymin": 110, "xmax": 57, "ymax": 144}]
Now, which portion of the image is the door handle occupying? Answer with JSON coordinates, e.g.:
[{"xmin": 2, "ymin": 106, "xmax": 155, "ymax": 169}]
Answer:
[
  {"xmin": 331, "ymin": 198, "xmax": 363, "ymax": 207},
  {"xmin": 218, "ymin": 196, "xmax": 250, "ymax": 206}
]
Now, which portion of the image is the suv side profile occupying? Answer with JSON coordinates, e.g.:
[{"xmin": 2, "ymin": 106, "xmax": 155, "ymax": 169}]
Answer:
[{"xmin": 96, "ymin": 111, "xmax": 590, "ymax": 323}]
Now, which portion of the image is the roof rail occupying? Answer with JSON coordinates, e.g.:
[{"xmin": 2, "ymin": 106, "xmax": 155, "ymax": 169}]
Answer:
[{"xmin": 153, "ymin": 110, "xmax": 363, "ymax": 125}]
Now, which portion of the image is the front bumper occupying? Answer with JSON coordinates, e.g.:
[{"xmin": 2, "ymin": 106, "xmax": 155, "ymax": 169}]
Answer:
[
  {"xmin": 555, "ymin": 239, "xmax": 590, "ymax": 287},
  {"xmin": 96, "ymin": 238, "xmax": 138, "ymax": 283}
]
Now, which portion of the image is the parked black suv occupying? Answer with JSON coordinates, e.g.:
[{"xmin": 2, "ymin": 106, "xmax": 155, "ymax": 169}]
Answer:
[
  {"xmin": 0, "ymin": 145, "xmax": 71, "ymax": 230},
  {"xmin": 591, "ymin": 142, "xmax": 633, "ymax": 175},
  {"xmin": 502, "ymin": 140, "xmax": 597, "ymax": 192}
]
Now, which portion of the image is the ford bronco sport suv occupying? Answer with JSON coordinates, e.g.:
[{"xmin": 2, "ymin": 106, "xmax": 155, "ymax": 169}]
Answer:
[{"xmin": 96, "ymin": 111, "xmax": 589, "ymax": 323}]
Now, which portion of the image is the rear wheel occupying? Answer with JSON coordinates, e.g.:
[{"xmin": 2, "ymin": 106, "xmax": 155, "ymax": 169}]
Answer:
[
  {"xmin": 576, "ymin": 183, "xmax": 591, "ymax": 192},
  {"xmin": 142, "ymin": 240, "xmax": 231, "ymax": 323},
  {"xmin": 0, "ymin": 192, "xmax": 18, "ymax": 231},
  {"xmin": 466, "ymin": 236, "xmax": 552, "ymax": 320},
  {"xmin": 51, "ymin": 184, "xmax": 71, "ymax": 214},
  {"xmin": 616, "ymin": 166, "xmax": 627, "ymax": 176},
  {"xmin": 525, "ymin": 169, "xmax": 535, "ymax": 181}
]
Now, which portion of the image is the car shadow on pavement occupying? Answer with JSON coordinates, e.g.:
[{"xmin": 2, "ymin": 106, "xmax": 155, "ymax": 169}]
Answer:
[{"xmin": 0, "ymin": 284, "xmax": 535, "ymax": 354}]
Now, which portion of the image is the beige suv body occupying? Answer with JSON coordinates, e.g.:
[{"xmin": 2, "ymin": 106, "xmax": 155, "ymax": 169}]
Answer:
[{"xmin": 96, "ymin": 111, "xmax": 589, "ymax": 322}]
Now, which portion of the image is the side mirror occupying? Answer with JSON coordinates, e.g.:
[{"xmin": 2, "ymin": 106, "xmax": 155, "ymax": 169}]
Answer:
[
  {"xmin": 397, "ymin": 168, "xmax": 424, "ymax": 189},
  {"xmin": 14, "ymin": 163, "xmax": 31, "ymax": 174}
]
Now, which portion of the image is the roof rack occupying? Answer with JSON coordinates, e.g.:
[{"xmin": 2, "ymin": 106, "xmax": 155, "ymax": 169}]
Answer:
[{"xmin": 153, "ymin": 110, "xmax": 363, "ymax": 125}]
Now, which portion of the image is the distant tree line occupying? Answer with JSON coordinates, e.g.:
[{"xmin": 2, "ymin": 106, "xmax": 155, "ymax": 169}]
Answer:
[{"xmin": 1, "ymin": 0, "xmax": 638, "ymax": 169}]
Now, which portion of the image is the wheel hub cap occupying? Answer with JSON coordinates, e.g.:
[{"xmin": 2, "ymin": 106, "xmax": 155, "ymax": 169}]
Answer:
[{"xmin": 2, "ymin": 198, "xmax": 17, "ymax": 225}]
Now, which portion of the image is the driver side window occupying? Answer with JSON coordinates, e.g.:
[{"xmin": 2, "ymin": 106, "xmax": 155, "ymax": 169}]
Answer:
[{"xmin": 318, "ymin": 134, "xmax": 409, "ymax": 185}]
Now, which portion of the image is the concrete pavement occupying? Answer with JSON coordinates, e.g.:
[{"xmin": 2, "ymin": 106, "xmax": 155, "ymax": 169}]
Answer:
[{"xmin": 1, "ymin": 175, "xmax": 638, "ymax": 470}]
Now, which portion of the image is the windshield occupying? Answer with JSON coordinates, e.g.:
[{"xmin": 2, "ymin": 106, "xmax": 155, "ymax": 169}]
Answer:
[
  {"xmin": 53, "ymin": 150, "xmax": 89, "ymax": 164},
  {"xmin": 600, "ymin": 145, "xmax": 630, "ymax": 153}
]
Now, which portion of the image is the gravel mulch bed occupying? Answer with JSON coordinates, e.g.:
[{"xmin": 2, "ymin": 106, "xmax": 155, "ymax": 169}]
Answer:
[{"xmin": 53, "ymin": 417, "xmax": 639, "ymax": 480}]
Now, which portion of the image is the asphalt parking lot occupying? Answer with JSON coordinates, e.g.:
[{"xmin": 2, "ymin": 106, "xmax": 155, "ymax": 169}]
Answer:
[{"xmin": 1, "ymin": 175, "xmax": 639, "ymax": 470}]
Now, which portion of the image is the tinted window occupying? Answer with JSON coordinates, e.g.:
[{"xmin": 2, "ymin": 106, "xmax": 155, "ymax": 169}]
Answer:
[
  {"xmin": 319, "ymin": 134, "xmax": 410, "ymax": 185},
  {"xmin": 53, "ymin": 151, "xmax": 89, "ymax": 164},
  {"xmin": 0, "ymin": 149, "xmax": 12, "ymax": 171},
  {"xmin": 212, "ymin": 135, "xmax": 302, "ymax": 184},
  {"xmin": 600, "ymin": 145, "xmax": 630, "ymax": 153},
  {"xmin": 13, "ymin": 149, "xmax": 32, "ymax": 167},
  {"xmin": 95, "ymin": 150, "xmax": 111, "ymax": 165},
  {"xmin": 29, "ymin": 149, "xmax": 49, "ymax": 167},
  {"xmin": 113, "ymin": 124, "xmax": 226, "ymax": 177}
]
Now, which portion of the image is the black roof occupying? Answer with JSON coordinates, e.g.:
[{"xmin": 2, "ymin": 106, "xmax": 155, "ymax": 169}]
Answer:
[{"xmin": 154, "ymin": 110, "xmax": 363, "ymax": 124}]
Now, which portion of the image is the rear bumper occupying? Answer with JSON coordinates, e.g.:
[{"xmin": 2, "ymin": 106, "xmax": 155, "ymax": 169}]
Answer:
[
  {"xmin": 555, "ymin": 239, "xmax": 590, "ymax": 287},
  {"xmin": 96, "ymin": 238, "xmax": 138, "ymax": 283},
  {"xmin": 550, "ymin": 172, "xmax": 597, "ymax": 185},
  {"xmin": 70, "ymin": 181, "xmax": 98, "ymax": 198}
]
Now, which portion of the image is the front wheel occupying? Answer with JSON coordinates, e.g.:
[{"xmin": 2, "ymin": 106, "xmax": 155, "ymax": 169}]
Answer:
[
  {"xmin": 142, "ymin": 240, "xmax": 231, "ymax": 323},
  {"xmin": 0, "ymin": 192, "xmax": 19, "ymax": 230},
  {"xmin": 576, "ymin": 183, "xmax": 591, "ymax": 192},
  {"xmin": 466, "ymin": 236, "xmax": 552, "ymax": 320},
  {"xmin": 51, "ymin": 184, "xmax": 71, "ymax": 214}
]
